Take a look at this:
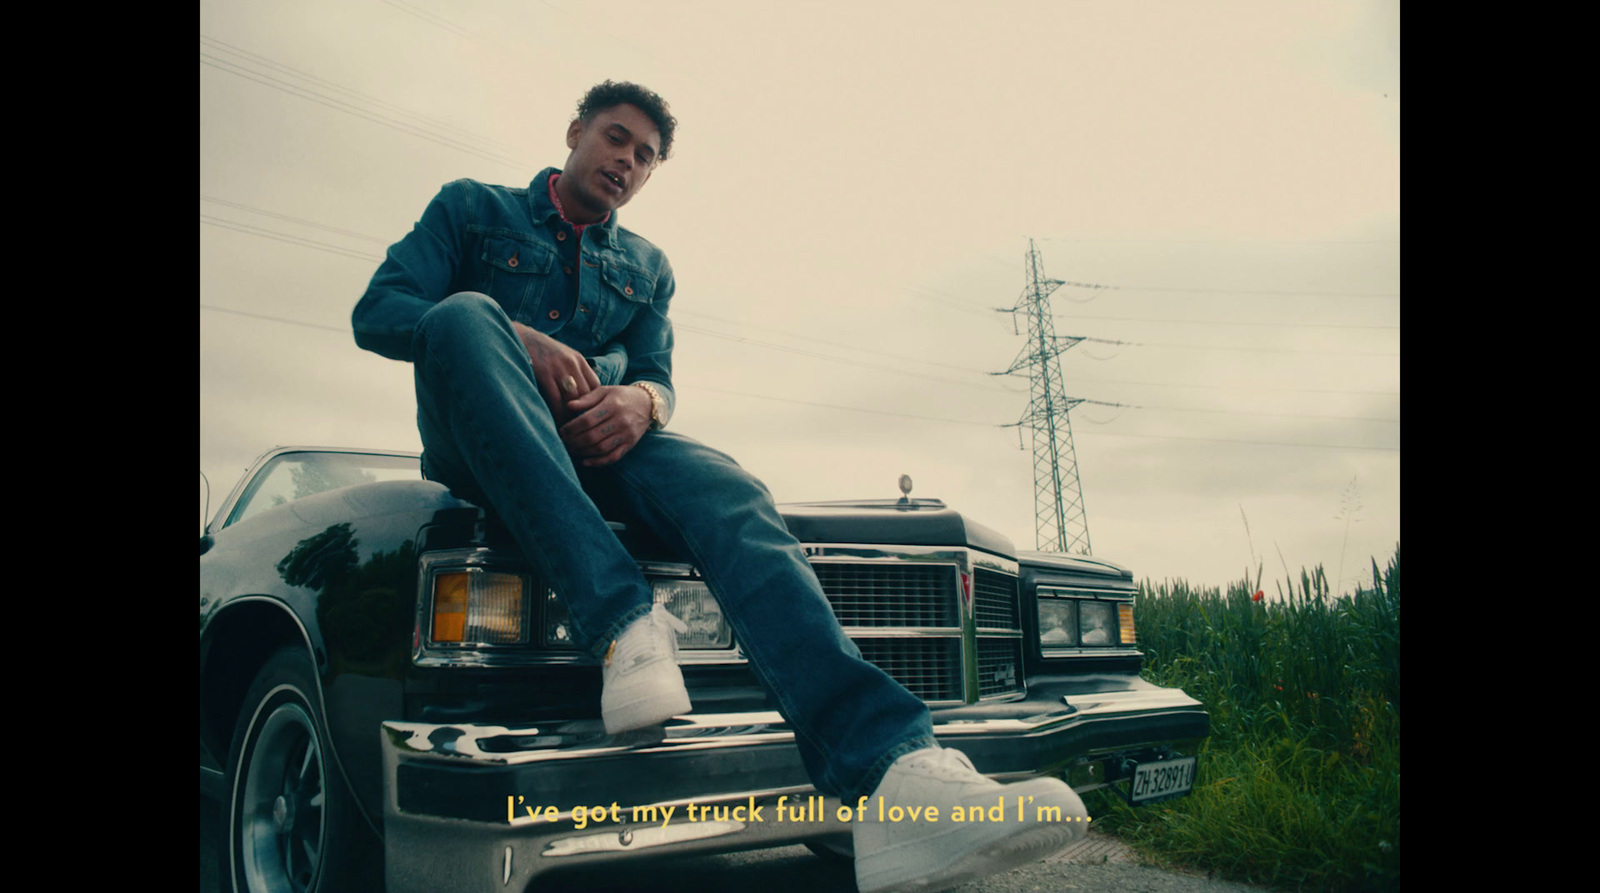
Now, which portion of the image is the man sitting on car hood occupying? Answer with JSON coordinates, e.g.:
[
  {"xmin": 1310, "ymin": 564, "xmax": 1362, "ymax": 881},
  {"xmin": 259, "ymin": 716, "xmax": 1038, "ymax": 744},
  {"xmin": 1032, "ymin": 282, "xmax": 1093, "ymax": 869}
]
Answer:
[{"xmin": 352, "ymin": 79, "xmax": 1089, "ymax": 893}]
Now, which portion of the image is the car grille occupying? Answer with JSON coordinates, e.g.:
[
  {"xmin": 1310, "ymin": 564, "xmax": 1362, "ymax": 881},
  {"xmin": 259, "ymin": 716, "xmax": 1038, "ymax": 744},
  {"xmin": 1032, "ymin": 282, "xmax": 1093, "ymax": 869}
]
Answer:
[
  {"xmin": 973, "ymin": 568, "xmax": 1020, "ymax": 629},
  {"xmin": 813, "ymin": 563, "xmax": 958, "ymax": 627},
  {"xmin": 976, "ymin": 638, "xmax": 1023, "ymax": 698},
  {"xmin": 854, "ymin": 638, "xmax": 963, "ymax": 702},
  {"xmin": 812, "ymin": 559, "xmax": 1023, "ymax": 703}
]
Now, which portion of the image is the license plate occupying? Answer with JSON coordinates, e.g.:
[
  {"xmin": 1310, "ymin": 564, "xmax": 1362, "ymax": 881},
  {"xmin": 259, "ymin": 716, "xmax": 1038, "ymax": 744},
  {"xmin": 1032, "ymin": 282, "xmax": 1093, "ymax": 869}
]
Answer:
[{"xmin": 1129, "ymin": 755, "xmax": 1197, "ymax": 804}]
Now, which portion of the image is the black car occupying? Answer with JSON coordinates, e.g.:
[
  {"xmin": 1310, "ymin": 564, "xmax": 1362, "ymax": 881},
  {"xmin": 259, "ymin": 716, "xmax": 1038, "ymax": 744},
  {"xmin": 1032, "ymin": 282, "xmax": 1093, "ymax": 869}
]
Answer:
[{"xmin": 200, "ymin": 446, "xmax": 1207, "ymax": 892}]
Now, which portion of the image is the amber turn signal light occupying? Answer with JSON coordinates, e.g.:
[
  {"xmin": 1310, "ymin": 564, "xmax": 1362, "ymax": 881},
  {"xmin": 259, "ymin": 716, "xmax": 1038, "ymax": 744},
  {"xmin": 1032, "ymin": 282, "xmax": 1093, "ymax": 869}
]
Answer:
[{"xmin": 431, "ymin": 570, "xmax": 525, "ymax": 645}]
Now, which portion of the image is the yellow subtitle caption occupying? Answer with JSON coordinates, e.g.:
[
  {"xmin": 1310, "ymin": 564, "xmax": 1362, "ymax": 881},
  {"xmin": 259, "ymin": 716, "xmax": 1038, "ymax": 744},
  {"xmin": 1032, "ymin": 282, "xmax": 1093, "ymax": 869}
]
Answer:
[{"xmin": 507, "ymin": 795, "xmax": 1091, "ymax": 830}]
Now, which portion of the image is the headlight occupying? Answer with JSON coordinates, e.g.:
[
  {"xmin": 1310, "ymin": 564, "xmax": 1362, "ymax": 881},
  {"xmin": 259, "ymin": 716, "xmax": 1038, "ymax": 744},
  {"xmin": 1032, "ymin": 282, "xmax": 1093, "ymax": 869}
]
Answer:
[
  {"xmin": 1038, "ymin": 600, "xmax": 1077, "ymax": 645},
  {"xmin": 652, "ymin": 579, "xmax": 732, "ymax": 648},
  {"xmin": 1038, "ymin": 589, "xmax": 1133, "ymax": 651},
  {"xmin": 431, "ymin": 569, "xmax": 527, "ymax": 645},
  {"xmin": 544, "ymin": 577, "xmax": 733, "ymax": 649},
  {"xmin": 1078, "ymin": 601, "xmax": 1115, "ymax": 646}
]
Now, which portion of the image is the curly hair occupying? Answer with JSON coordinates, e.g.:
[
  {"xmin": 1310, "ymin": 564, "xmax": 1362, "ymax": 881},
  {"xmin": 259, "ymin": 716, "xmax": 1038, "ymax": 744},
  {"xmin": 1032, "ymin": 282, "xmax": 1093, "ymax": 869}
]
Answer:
[{"xmin": 575, "ymin": 80, "xmax": 677, "ymax": 163}]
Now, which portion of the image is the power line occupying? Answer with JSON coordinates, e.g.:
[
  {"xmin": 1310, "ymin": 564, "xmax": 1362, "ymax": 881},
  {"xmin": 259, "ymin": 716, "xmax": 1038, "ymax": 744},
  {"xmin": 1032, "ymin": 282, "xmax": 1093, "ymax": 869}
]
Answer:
[
  {"xmin": 200, "ymin": 210, "xmax": 1400, "ymax": 401},
  {"xmin": 1136, "ymin": 405, "xmax": 1398, "ymax": 424},
  {"xmin": 199, "ymin": 211, "xmax": 1014, "ymax": 395},
  {"xmin": 916, "ymin": 287, "xmax": 1399, "ymax": 356},
  {"xmin": 200, "ymin": 48, "xmax": 529, "ymax": 172},
  {"xmin": 202, "ymin": 301, "xmax": 1399, "ymax": 426},
  {"xmin": 1068, "ymin": 376, "xmax": 1397, "ymax": 397},
  {"xmin": 676, "ymin": 323, "xmax": 1019, "ymax": 394},
  {"xmin": 1114, "ymin": 284, "xmax": 1396, "ymax": 299},
  {"xmin": 675, "ymin": 308, "xmax": 996, "ymax": 375},
  {"xmin": 1078, "ymin": 345, "xmax": 1124, "ymax": 362},
  {"xmin": 685, "ymin": 384, "xmax": 1003, "ymax": 428},
  {"xmin": 910, "ymin": 285, "xmax": 1400, "ymax": 345},
  {"xmin": 686, "ymin": 385, "xmax": 1400, "ymax": 451},
  {"xmin": 907, "ymin": 286, "xmax": 1014, "ymax": 323},
  {"xmin": 382, "ymin": 0, "xmax": 477, "ymax": 40},
  {"xmin": 199, "ymin": 211, "xmax": 1401, "ymax": 402},
  {"xmin": 1127, "ymin": 340, "xmax": 1398, "ymax": 358},
  {"xmin": 381, "ymin": 0, "xmax": 679, "ymax": 75},
  {"xmin": 201, "ymin": 216, "xmax": 384, "ymax": 263},
  {"xmin": 200, "ymin": 303, "xmax": 1400, "ymax": 449},
  {"xmin": 527, "ymin": 0, "xmax": 679, "ymax": 72},
  {"xmin": 201, "ymin": 302, "xmax": 348, "ymax": 333},
  {"xmin": 1056, "ymin": 312, "xmax": 1397, "ymax": 331},
  {"xmin": 200, "ymin": 206, "xmax": 1402, "ymax": 373},
  {"xmin": 201, "ymin": 196, "xmax": 394, "ymax": 245},
  {"xmin": 1036, "ymin": 237, "xmax": 1399, "ymax": 245},
  {"xmin": 1074, "ymin": 429, "xmax": 1398, "ymax": 453},
  {"xmin": 916, "ymin": 276, "xmax": 1396, "ymax": 305},
  {"xmin": 200, "ymin": 34, "xmax": 523, "ymax": 156}
]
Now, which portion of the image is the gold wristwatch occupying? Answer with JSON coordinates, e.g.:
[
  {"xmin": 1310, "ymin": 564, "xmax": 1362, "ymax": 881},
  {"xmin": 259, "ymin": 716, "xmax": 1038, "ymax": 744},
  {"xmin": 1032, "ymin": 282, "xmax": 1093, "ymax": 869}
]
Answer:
[{"xmin": 632, "ymin": 381, "xmax": 667, "ymax": 429}]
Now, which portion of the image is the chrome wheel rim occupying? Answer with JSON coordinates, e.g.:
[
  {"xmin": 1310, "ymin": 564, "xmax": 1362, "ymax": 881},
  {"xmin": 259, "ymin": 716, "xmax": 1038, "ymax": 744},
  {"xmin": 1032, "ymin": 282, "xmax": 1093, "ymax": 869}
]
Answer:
[{"xmin": 239, "ymin": 697, "xmax": 325, "ymax": 892}]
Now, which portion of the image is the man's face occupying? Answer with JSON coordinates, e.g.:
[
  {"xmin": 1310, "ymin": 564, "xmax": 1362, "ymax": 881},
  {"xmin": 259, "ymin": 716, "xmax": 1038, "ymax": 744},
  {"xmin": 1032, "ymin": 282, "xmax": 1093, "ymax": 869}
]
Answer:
[{"xmin": 561, "ymin": 103, "xmax": 661, "ymax": 220}]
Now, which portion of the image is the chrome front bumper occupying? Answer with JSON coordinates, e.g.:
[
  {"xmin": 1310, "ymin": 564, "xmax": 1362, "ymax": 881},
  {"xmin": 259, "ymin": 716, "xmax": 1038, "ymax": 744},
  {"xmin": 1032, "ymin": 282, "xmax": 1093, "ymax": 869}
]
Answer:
[{"xmin": 380, "ymin": 681, "xmax": 1206, "ymax": 892}]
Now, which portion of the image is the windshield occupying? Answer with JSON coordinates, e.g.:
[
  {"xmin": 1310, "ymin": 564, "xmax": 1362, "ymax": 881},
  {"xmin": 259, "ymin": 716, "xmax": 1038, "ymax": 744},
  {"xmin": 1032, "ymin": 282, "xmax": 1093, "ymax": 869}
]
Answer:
[{"xmin": 224, "ymin": 451, "xmax": 421, "ymax": 528}]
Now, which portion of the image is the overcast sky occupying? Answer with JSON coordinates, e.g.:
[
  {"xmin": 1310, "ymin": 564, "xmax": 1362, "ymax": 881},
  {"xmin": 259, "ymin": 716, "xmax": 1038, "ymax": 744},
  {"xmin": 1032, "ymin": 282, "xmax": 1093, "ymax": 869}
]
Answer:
[{"xmin": 200, "ymin": 0, "xmax": 1400, "ymax": 595}]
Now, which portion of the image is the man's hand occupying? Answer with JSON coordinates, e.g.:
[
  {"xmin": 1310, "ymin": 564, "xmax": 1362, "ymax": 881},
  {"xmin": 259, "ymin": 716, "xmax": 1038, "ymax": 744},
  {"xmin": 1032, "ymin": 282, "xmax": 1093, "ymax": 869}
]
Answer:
[
  {"xmin": 559, "ymin": 385, "xmax": 654, "ymax": 467},
  {"xmin": 512, "ymin": 321, "xmax": 600, "ymax": 423}
]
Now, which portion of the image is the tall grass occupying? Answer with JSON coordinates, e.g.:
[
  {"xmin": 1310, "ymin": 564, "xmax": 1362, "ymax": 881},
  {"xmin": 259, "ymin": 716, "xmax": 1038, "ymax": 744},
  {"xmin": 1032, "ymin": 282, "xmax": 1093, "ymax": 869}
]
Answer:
[{"xmin": 1086, "ymin": 544, "xmax": 1400, "ymax": 891}]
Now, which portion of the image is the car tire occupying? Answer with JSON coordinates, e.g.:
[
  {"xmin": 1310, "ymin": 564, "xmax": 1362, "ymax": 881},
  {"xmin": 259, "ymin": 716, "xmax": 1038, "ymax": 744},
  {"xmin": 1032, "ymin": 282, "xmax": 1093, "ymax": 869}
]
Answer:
[{"xmin": 224, "ymin": 644, "xmax": 379, "ymax": 892}]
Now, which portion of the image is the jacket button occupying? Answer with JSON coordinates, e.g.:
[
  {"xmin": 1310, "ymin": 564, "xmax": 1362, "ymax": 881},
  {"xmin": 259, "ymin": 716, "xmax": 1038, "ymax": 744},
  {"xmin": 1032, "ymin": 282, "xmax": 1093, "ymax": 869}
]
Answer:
[
  {"xmin": 624, "ymin": 286, "xmax": 634, "ymax": 296},
  {"xmin": 579, "ymin": 305, "xmax": 590, "ymax": 313},
  {"xmin": 548, "ymin": 310, "xmax": 560, "ymax": 320},
  {"xmin": 564, "ymin": 266, "xmax": 573, "ymax": 275},
  {"xmin": 508, "ymin": 253, "xmax": 518, "ymax": 268},
  {"xmin": 556, "ymin": 232, "xmax": 567, "ymax": 241}
]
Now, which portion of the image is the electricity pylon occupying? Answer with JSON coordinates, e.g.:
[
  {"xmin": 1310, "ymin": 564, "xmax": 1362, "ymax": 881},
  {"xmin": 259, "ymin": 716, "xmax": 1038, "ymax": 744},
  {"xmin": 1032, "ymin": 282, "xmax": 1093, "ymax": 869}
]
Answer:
[{"xmin": 995, "ymin": 239, "xmax": 1122, "ymax": 555}]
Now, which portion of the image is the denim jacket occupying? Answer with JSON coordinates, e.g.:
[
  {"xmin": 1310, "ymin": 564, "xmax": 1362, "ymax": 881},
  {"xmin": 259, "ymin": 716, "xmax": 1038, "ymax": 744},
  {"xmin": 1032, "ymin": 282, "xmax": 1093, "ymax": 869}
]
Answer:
[{"xmin": 352, "ymin": 168, "xmax": 676, "ymax": 420}]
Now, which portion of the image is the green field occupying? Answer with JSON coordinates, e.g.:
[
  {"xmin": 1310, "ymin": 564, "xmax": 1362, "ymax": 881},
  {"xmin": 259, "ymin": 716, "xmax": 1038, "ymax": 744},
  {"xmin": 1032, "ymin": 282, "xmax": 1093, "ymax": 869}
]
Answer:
[{"xmin": 1085, "ymin": 545, "xmax": 1400, "ymax": 892}]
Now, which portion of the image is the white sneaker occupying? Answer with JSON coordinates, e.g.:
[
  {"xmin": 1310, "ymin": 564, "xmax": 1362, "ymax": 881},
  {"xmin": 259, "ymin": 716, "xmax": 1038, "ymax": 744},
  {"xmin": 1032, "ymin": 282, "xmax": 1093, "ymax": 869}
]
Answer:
[
  {"xmin": 601, "ymin": 604, "xmax": 692, "ymax": 734},
  {"xmin": 853, "ymin": 746, "xmax": 1088, "ymax": 893}
]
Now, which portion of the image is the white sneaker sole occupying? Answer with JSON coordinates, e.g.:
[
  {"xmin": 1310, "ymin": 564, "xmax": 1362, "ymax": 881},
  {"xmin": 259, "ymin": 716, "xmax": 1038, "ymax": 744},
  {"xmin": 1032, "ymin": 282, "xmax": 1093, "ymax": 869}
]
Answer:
[
  {"xmin": 602, "ymin": 683, "xmax": 691, "ymax": 735},
  {"xmin": 855, "ymin": 819, "xmax": 1078, "ymax": 893}
]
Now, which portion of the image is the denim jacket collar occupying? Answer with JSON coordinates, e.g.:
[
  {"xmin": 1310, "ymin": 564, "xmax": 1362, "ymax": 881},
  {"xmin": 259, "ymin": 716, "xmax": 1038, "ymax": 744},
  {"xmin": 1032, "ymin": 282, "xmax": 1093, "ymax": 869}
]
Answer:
[{"xmin": 530, "ymin": 166, "xmax": 620, "ymax": 250}]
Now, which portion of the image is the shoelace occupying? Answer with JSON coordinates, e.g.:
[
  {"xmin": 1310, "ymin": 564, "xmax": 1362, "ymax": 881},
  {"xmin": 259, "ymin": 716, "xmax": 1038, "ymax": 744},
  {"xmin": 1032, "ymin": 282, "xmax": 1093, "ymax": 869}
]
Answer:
[{"xmin": 607, "ymin": 604, "xmax": 688, "ymax": 667}]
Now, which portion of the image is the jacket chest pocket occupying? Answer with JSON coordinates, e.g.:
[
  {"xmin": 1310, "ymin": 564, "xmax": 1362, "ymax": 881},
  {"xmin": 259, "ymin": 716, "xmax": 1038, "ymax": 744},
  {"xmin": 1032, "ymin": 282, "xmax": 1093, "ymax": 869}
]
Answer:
[
  {"xmin": 478, "ymin": 236, "xmax": 557, "ymax": 320},
  {"xmin": 589, "ymin": 261, "xmax": 657, "ymax": 343}
]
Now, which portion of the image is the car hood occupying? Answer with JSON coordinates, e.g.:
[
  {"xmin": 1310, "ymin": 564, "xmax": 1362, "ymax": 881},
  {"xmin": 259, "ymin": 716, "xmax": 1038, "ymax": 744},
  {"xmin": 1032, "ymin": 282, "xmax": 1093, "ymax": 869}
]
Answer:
[
  {"xmin": 213, "ymin": 480, "xmax": 1018, "ymax": 562},
  {"xmin": 775, "ymin": 499, "xmax": 1014, "ymax": 557},
  {"xmin": 1017, "ymin": 549, "xmax": 1134, "ymax": 584}
]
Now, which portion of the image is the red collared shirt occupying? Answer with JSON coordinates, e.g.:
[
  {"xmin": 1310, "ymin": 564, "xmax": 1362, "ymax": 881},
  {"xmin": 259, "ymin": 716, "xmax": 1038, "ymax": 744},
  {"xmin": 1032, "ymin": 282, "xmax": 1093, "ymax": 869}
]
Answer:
[{"xmin": 547, "ymin": 173, "xmax": 610, "ymax": 236}]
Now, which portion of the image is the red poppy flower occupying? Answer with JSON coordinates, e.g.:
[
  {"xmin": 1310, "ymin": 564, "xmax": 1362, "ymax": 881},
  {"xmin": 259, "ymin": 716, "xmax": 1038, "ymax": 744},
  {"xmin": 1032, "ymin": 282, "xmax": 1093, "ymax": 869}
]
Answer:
[{"xmin": 1252, "ymin": 590, "xmax": 1264, "ymax": 602}]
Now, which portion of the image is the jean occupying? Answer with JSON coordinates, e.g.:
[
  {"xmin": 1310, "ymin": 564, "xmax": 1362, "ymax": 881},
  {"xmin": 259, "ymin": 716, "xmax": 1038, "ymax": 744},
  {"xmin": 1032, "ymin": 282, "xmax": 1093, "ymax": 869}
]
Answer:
[{"xmin": 411, "ymin": 292, "xmax": 936, "ymax": 800}]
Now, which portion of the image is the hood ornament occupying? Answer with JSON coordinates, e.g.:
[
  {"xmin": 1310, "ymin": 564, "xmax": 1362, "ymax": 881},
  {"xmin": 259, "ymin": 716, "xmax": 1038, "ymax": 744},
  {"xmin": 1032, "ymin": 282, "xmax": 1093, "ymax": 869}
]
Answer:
[{"xmin": 897, "ymin": 474, "xmax": 913, "ymax": 505}]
